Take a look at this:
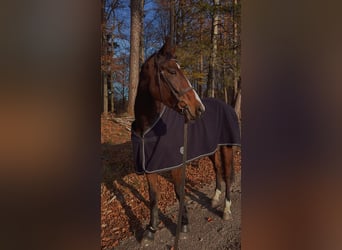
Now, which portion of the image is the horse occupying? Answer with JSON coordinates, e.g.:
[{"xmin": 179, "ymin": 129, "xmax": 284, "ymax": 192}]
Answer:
[{"xmin": 131, "ymin": 37, "xmax": 241, "ymax": 245}]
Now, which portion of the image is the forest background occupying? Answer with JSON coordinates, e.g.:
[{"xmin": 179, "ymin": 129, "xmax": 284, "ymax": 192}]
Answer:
[{"xmin": 101, "ymin": 0, "xmax": 241, "ymax": 118}]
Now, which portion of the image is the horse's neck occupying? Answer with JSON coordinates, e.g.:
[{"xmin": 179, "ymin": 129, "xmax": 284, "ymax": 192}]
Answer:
[{"xmin": 134, "ymin": 91, "xmax": 164, "ymax": 136}]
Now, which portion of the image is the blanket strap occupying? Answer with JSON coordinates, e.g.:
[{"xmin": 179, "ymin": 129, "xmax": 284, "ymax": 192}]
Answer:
[{"xmin": 174, "ymin": 122, "xmax": 188, "ymax": 249}]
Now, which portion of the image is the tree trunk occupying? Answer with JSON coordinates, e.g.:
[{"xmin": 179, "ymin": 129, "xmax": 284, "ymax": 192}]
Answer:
[
  {"xmin": 233, "ymin": 0, "xmax": 241, "ymax": 118},
  {"xmin": 121, "ymin": 71, "xmax": 126, "ymax": 111},
  {"xmin": 224, "ymin": 87, "xmax": 228, "ymax": 103},
  {"xmin": 103, "ymin": 72, "xmax": 108, "ymax": 114},
  {"xmin": 178, "ymin": 0, "xmax": 185, "ymax": 44},
  {"xmin": 233, "ymin": 0, "xmax": 239, "ymax": 96},
  {"xmin": 234, "ymin": 88, "xmax": 241, "ymax": 126},
  {"xmin": 198, "ymin": 17, "xmax": 204, "ymax": 98},
  {"xmin": 223, "ymin": 6, "xmax": 229, "ymax": 104},
  {"xmin": 101, "ymin": 0, "xmax": 106, "ymax": 114},
  {"xmin": 207, "ymin": 0, "xmax": 220, "ymax": 98},
  {"xmin": 108, "ymin": 73, "xmax": 114, "ymax": 113},
  {"xmin": 139, "ymin": 0, "xmax": 145, "ymax": 66},
  {"xmin": 199, "ymin": 53, "xmax": 203, "ymax": 98},
  {"xmin": 109, "ymin": 33, "xmax": 115, "ymax": 113},
  {"xmin": 127, "ymin": 0, "xmax": 142, "ymax": 116},
  {"xmin": 169, "ymin": 0, "xmax": 175, "ymax": 44}
]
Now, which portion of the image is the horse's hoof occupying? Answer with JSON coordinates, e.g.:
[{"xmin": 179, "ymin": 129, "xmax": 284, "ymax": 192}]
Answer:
[
  {"xmin": 181, "ymin": 224, "xmax": 189, "ymax": 233},
  {"xmin": 223, "ymin": 212, "xmax": 232, "ymax": 221},
  {"xmin": 211, "ymin": 199, "xmax": 220, "ymax": 208},
  {"xmin": 180, "ymin": 232, "xmax": 188, "ymax": 240},
  {"xmin": 141, "ymin": 237, "xmax": 153, "ymax": 247},
  {"xmin": 141, "ymin": 238, "xmax": 152, "ymax": 247},
  {"xmin": 179, "ymin": 226, "xmax": 189, "ymax": 240},
  {"xmin": 141, "ymin": 228, "xmax": 155, "ymax": 246}
]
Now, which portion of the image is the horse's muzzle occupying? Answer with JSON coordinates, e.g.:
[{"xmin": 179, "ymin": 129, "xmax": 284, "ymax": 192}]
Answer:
[
  {"xmin": 183, "ymin": 103, "xmax": 205, "ymax": 121},
  {"xmin": 195, "ymin": 104, "xmax": 205, "ymax": 117}
]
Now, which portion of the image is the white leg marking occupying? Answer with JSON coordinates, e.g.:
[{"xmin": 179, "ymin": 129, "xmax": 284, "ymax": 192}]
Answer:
[
  {"xmin": 213, "ymin": 189, "xmax": 221, "ymax": 201},
  {"xmin": 224, "ymin": 199, "xmax": 232, "ymax": 214}
]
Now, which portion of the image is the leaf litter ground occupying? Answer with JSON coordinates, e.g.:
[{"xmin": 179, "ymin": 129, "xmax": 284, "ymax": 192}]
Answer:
[{"xmin": 101, "ymin": 113, "xmax": 241, "ymax": 249}]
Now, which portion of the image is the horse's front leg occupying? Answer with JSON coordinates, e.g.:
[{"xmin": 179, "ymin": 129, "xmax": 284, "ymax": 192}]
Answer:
[
  {"xmin": 171, "ymin": 168, "xmax": 189, "ymax": 233},
  {"xmin": 142, "ymin": 173, "xmax": 159, "ymax": 244}
]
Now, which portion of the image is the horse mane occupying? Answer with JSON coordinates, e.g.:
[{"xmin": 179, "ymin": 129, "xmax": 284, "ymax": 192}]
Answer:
[
  {"xmin": 138, "ymin": 52, "xmax": 157, "ymax": 88},
  {"xmin": 134, "ymin": 52, "xmax": 161, "ymax": 134},
  {"xmin": 133, "ymin": 40, "xmax": 178, "ymax": 133}
]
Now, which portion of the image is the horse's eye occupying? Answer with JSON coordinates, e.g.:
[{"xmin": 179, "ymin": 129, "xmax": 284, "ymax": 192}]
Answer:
[{"xmin": 168, "ymin": 69, "xmax": 176, "ymax": 75}]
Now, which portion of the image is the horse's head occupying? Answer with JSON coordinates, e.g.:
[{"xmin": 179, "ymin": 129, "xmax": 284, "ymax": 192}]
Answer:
[{"xmin": 149, "ymin": 38, "xmax": 205, "ymax": 121}]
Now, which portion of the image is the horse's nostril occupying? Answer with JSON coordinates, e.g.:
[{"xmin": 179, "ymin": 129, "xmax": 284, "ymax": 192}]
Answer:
[{"xmin": 197, "ymin": 106, "xmax": 205, "ymax": 116}]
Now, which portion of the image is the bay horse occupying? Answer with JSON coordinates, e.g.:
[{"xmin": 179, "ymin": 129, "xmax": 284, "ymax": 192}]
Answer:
[{"xmin": 131, "ymin": 38, "xmax": 240, "ymax": 245}]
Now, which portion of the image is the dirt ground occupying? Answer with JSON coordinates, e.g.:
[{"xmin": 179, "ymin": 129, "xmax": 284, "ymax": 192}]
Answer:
[
  {"xmin": 116, "ymin": 172, "xmax": 241, "ymax": 250},
  {"xmin": 101, "ymin": 114, "xmax": 241, "ymax": 249}
]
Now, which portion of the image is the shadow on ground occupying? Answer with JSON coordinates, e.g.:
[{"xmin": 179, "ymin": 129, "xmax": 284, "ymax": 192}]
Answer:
[{"xmin": 102, "ymin": 142, "xmax": 182, "ymax": 243}]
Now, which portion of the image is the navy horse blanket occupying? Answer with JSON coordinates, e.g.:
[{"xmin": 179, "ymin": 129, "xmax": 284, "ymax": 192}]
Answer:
[{"xmin": 131, "ymin": 98, "xmax": 241, "ymax": 174}]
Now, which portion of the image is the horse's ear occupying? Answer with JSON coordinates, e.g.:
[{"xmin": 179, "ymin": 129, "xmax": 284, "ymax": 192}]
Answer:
[{"xmin": 158, "ymin": 36, "xmax": 175, "ymax": 57}]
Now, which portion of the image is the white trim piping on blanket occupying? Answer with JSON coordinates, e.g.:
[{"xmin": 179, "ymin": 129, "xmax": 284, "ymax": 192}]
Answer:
[
  {"xmin": 138, "ymin": 142, "xmax": 241, "ymax": 174},
  {"xmin": 132, "ymin": 105, "xmax": 167, "ymax": 174},
  {"xmin": 131, "ymin": 105, "xmax": 167, "ymax": 139},
  {"xmin": 132, "ymin": 101, "xmax": 241, "ymax": 174}
]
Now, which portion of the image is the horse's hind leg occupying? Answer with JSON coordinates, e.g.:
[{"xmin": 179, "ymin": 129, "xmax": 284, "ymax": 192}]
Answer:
[
  {"xmin": 142, "ymin": 173, "xmax": 159, "ymax": 243},
  {"xmin": 221, "ymin": 146, "xmax": 234, "ymax": 220},
  {"xmin": 209, "ymin": 149, "xmax": 224, "ymax": 208},
  {"xmin": 171, "ymin": 168, "xmax": 189, "ymax": 233}
]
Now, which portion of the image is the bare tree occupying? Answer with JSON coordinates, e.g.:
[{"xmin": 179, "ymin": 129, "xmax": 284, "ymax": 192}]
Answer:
[
  {"xmin": 101, "ymin": 0, "xmax": 121, "ymax": 114},
  {"xmin": 127, "ymin": 0, "xmax": 143, "ymax": 116},
  {"xmin": 101, "ymin": 0, "xmax": 109, "ymax": 114},
  {"xmin": 140, "ymin": 0, "xmax": 145, "ymax": 66},
  {"xmin": 233, "ymin": 0, "xmax": 240, "ymax": 97},
  {"xmin": 170, "ymin": 0, "xmax": 175, "ymax": 44},
  {"xmin": 207, "ymin": 0, "xmax": 220, "ymax": 98}
]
